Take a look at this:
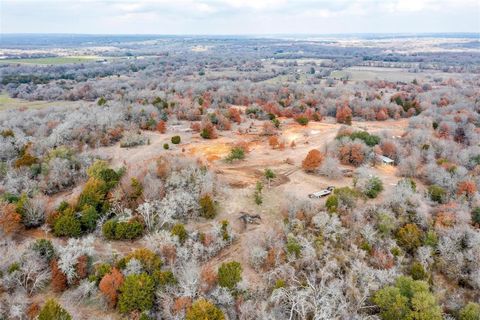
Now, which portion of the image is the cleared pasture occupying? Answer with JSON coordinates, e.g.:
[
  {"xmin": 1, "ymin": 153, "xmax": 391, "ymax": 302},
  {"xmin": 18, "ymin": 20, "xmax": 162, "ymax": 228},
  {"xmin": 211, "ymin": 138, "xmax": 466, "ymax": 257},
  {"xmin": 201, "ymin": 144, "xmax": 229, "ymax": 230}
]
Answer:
[
  {"xmin": 0, "ymin": 92, "xmax": 81, "ymax": 111},
  {"xmin": 0, "ymin": 56, "xmax": 100, "ymax": 65},
  {"xmin": 331, "ymin": 66, "xmax": 466, "ymax": 82}
]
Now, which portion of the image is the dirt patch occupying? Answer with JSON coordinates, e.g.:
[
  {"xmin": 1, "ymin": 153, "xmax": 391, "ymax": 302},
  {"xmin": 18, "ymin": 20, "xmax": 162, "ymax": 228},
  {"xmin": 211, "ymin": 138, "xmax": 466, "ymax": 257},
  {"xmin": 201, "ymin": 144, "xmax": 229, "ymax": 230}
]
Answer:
[
  {"xmin": 187, "ymin": 139, "xmax": 232, "ymax": 162},
  {"xmin": 268, "ymin": 173, "xmax": 290, "ymax": 187},
  {"xmin": 228, "ymin": 180, "xmax": 250, "ymax": 188}
]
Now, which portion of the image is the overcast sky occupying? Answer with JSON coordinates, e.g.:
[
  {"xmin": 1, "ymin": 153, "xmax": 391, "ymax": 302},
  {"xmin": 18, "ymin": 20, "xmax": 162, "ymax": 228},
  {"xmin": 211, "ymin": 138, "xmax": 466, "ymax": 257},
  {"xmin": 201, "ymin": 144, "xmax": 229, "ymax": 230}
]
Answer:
[{"xmin": 1, "ymin": 0, "xmax": 479, "ymax": 34}]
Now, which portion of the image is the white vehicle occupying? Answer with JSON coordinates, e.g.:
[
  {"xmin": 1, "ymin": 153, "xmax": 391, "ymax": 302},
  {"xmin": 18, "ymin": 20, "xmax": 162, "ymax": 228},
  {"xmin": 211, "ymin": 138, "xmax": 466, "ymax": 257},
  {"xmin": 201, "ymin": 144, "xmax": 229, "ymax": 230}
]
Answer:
[{"xmin": 308, "ymin": 186, "xmax": 335, "ymax": 198}]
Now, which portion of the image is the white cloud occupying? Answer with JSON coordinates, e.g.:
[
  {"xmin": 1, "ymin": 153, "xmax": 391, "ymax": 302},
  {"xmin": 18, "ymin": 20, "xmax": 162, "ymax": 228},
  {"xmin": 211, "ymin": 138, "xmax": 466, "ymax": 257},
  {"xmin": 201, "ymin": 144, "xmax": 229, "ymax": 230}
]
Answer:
[{"xmin": 2, "ymin": 0, "xmax": 479, "ymax": 34}]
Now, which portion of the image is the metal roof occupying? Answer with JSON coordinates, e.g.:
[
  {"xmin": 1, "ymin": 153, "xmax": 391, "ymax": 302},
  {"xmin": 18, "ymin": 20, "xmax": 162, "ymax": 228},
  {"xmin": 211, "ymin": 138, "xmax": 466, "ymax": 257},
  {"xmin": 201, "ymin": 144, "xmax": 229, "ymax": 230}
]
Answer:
[{"xmin": 378, "ymin": 155, "xmax": 394, "ymax": 163}]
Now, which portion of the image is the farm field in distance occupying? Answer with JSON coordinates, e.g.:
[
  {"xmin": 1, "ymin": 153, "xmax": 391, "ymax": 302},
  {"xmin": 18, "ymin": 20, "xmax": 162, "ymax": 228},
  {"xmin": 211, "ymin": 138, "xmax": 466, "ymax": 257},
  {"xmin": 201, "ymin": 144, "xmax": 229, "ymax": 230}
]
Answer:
[
  {"xmin": 0, "ymin": 92, "xmax": 82, "ymax": 110},
  {"xmin": 0, "ymin": 56, "xmax": 102, "ymax": 65},
  {"xmin": 0, "ymin": 33, "xmax": 479, "ymax": 320}
]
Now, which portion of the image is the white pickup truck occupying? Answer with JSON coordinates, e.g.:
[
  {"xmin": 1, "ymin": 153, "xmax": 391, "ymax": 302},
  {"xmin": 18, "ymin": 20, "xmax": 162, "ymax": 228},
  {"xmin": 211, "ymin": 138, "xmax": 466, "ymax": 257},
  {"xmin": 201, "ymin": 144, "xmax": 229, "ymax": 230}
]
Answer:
[{"xmin": 308, "ymin": 186, "xmax": 335, "ymax": 198}]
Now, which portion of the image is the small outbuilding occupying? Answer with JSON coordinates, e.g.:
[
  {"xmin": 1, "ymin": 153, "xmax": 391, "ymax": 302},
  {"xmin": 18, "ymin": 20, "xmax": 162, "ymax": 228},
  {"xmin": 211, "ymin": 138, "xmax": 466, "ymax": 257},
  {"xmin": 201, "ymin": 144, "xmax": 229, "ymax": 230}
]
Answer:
[{"xmin": 377, "ymin": 155, "xmax": 395, "ymax": 165}]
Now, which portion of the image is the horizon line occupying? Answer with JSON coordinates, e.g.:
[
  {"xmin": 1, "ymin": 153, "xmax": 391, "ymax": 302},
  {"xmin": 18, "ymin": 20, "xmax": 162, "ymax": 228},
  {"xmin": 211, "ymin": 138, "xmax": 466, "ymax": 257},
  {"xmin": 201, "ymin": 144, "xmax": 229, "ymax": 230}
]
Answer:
[{"xmin": 2, "ymin": 32, "xmax": 479, "ymax": 36}]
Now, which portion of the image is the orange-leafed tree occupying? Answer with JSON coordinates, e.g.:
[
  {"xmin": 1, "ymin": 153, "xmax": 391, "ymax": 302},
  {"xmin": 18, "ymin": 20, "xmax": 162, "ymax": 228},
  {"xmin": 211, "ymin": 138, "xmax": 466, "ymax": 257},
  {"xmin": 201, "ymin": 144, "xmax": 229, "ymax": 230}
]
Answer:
[
  {"xmin": 268, "ymin": 136, "xmax": 279, "ymax": 149},
  {"xmin": 0, "ymin": 202, "xmax": 21, "ymax": 234},
  {"xmin": 200, "ymin": 266, "xmax": 218, "ymax": 294},
  {"xmin": 336, "ymin": 102, "xmax": 352, "ymax": 125},
  {"xmin": 380, "ymin": 141, "xmax": 397, "ymax": 159},
  {"xmin": 302, "ymin": 149, "xmax": 324, "ymax": 172},
  {"xmin": 375, "ymin": 109, "xmax": 388, "ymax": 121},
  {"xmin": 99, "ymin": 268, "xmax": 124, "ymax": 308},
  {"xmin": 76, "ymin": 255, "xmax": 89, "ymax": 281},
  {"xmin": 51, "ymin": 259, "xmax": 68, "ymax": 292},
  {"xmin": 173, "ymin": 297, "xmax": 192, "ymax": 315},
  {"xmin": 156, "ymin": 120, "xmax": 167, "ymax": 133},
  {"xmin": 228, "ymin": 107, "xmax": 242, "ymax": 124},
  {"xmin": 457, "ymin": 181, "xmax": 477, "ymax": 198},
  {"xmin": 338, "ymin": 143, "xmax": 365, "ymax": 167}
]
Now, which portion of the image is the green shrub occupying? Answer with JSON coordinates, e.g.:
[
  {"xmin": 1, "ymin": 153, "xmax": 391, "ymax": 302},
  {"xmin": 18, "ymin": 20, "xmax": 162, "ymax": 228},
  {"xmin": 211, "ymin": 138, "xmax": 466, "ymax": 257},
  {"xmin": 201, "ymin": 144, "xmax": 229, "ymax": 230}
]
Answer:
[
  {"xmin": 286, "ymin": 236, "xmax": 302, "ymax": 258},
  {"xmin": 225, "ymin": 147, "xmax": 245, "ymax": 162},
  {"xmin": 2, "ymin": 192, "xmax": 19, "ymax": 203},
  {"xmin": 350, "ymin": 131, "xmax": 380, "ymax": 146},
  {"xmin": 92, "ymin": 263, "xmax": 112, "ymax": 284},
  {"xmin": 119, "ymin": 248, "xmax": 162, "ymax": 275},
  {"xmin": 272, "ymin": 118, "xmax": 280, "ymax": 128},
  {"xmin": 57, "ymin": 201, "xmax": 70, "ymax": 213},
  {"xmin": 410, "ymin": 261, "xmax": 428, "ymax": 280},
  {"xmin": 254, "ymin": 181, "xmax": 263, "ymax": 205},
  {"xmin": 325, "ymin": 195, "xmax": 339, "ymax": 213},
  {"xmin": 273, "ymin": 279, "xmax": 286, "ymax": 290},
  {"xmin": 171, "ymin": 135, "xmax": 181, "ymax": 144},
  {"xmin": 390, "ymin": 247, "xmax": 401, "ymax": 257},
  {"xmin": 153, "ymin": 270, "xmax": 177, "ymax": 287},
  {"xmin": 360, "ymin": 241, "xmax": 373, "ymax": 254},
  {"xmin": 459, "ymin": 302, "xmax": 480, "ymax": 320},
  {"xmin": 102, "ymin": 219, "xmax": 144, "ymax": 240},
  {"xmin": 97, "ymin": 97, "xmax": 107, "ymax": 106},
  {"xmin": 220, "ymin": 220, "xmax": 230, "ymax": 241},
  {"xmin": 163, "ymin": 143, "xmax": 169, "ymax": 150},
  {"xmin": 146, "ymin": 118, "xmax": 156, "ymax": 130},
  {"xmin": 377, "ymin": 213, "xmax": 396, "ymax": 236},
  {"xmin": 47, "ymin": 146, "xmax": 75, "ymax": 161},
  {"xmin": 38, "ymin": 299, "xmax": 72, "ymax": 320},
  {"xmin": 424, "ymin": 230, "xmax": 438, "ymax": 247},
  {"xmin": 97, "ymin": 167, "xmax": 123, "ymax": 190},
  {"xmin": 80, "ymin": 205, "xmax": 99, "ymax": 232},
  {"xmin": 128, "ymin": 178, "xmax": 143, "ymax": 202},
  {"xmin": 139, "ymin": 313, "xmax": 153, "ymax": 320},
  {"xmin": 396, "ymin": 224, "xmax": 423, "ymax": 252},
  {"xmin": 373, "ymin": 276, "xmax": 442, "ymax": 320},
  {"xmin": 333, "ymin": 187, "xmax": 359, "ymax": 210},
  {"xmin": 115, "ymin": 219, "xmax": 144, "ymax": 240},
  {"xmin": 8, "ymin": 262, "xmax": 20, "ymax": 274},
  {"xmin": 264, "ymin": 168, "xmax": 276, "ymax": 182},
  {"xmin": 77, "ymin": 177, "xmax": 108, "ymax": 213},
  {"xmin": 53, "ymin": 213, "xmax": 82, "ymax": 237},
  {"xmin": 428, "ymin": 185, "xmax": 446, "ymax": 204},
  {"xmin": 86, "ymin": 161, "xmax": 123, "ymax": 191},
  {"xmin": 102, "ymin": 219, "xmax": 117, "ymax": 239},
  {"xmin": 118, "ymin": 273, "xmax": 155, "ymax": 314},
  {"xmin": 171, "ymin": 223, "xmax": 188, "ymax": 244},
  {"xmin": 472, "ymin": 207, "xmax": 480, "ymax": 225},
  {"xmin": 200, "ymin": 128, "xmax": 213, "ymax": 139},
  {"xmin": 186, "ymin": 299, "xmax": 225, "ymax": 320},
  {"xmin": 337, "ymin": 130, "xmax": 380, "ymax": 146},
  {"xmin": 218, "ymin": 261, "xmax": 242, "ymax": 290},
  {"xmin": 31, "ymin": 239, "xmax": 55, "ymax": 262},
  {"xmin": 199, "ymin": 194, "xmax": 217, "ymax": 219},
  {"xmin": 86, "ymin": 160, "xmax": 109, "ymax": 179},
  {"xmin": 364, "ymin": 176, "xmax": 384, "ymax": 198},
  {"xmin": 295, "ymin": 116, "xmax": 309, "ymax": 126}
]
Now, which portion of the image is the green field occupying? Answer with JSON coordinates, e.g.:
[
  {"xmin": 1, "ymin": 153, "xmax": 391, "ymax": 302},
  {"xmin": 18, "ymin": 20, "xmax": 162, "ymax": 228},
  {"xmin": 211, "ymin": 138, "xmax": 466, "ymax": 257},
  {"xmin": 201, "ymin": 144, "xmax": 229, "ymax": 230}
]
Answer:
[
  {"xmin": 0, "ymin": 56, "xmax": 100, "ymax": 65},
  {"xmin": 0, "ymin": 92, "xmax": 81, "ymax": 111}
]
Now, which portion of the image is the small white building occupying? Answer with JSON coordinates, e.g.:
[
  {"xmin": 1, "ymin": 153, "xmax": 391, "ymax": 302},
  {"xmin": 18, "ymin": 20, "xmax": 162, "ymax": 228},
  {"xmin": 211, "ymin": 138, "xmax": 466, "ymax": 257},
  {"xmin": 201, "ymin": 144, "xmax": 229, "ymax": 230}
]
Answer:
[{"xmin": 377, "ymin": 155, "xmax": 395, "ymax": 165}]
